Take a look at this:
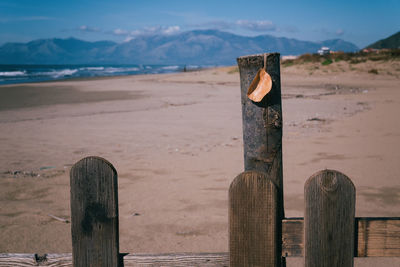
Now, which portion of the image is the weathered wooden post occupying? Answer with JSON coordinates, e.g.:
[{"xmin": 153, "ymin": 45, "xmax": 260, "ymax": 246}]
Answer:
[
  {"xmin": 304, "ymin": 170, "xmax": 355, "ymax": 267},
  {"xmin": 236, "ymin": 53, "xmax": 283, "ymax": 192},
  {"xmin": 229, "ymin": 171, "xmax": 280, "ymax": 266},
  {"xmin": 70, "ymin": 156, "xmax": 120, "ymax": 267},
  {"xmin": 229, "ymin": 53, "xmax": 283, "ymax": 267}
]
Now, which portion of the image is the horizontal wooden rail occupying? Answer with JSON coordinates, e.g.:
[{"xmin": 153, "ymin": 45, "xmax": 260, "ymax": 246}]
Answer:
[
  {"xmin": 1, "ymin": 218, "xmax": 399, "ymax": 266},
  {"xmin": 0, "ymin": 253, "xmax": 229, "ymax": 267},
  {"xmin": 357, "ymin": 217, "xmax": 400, "ymax": 257},
  {"xmin": 283, "ymin": 217, "xmax": 400, "ymax": 257}
]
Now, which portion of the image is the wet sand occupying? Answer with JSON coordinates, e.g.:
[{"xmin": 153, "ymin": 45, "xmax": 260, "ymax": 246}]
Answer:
[{"xmin": 0, "ymin": 60, "xmax": 399, "ymax": 265}]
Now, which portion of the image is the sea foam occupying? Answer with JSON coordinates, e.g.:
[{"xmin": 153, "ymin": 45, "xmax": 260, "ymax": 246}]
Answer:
[{"xmin": 0, "ymin": 71, "xmax": 27, "ymax": 77}]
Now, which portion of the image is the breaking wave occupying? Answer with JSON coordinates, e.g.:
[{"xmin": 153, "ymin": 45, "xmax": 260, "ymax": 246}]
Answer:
[{"xmin": 0, "ymin": 64, "xmax": 205, "ymax": 85}]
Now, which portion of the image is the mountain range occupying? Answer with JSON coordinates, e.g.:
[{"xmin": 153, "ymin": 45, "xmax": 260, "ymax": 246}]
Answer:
[
  {"xmin": 366, "ymin": 31, "xmax": 400, "ymax": 49},
  {"xmin": 0, "ymin": 30, "xmax": 359, "ymax": 65}
]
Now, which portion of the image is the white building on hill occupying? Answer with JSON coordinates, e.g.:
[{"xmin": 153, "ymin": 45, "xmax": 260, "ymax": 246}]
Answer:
[{"xmin": 318, "ymin": 47, "xmax": 330, "ymax": 55}]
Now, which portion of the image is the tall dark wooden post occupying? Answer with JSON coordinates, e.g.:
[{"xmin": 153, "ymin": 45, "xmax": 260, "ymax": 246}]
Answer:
[{"xmin": 236, "ymin": 53, "xmax": 283, "ymax": 199}]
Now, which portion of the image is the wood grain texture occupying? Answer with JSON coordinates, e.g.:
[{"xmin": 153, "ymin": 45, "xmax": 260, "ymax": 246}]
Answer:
[
  {"xmin": 357, "ymin": 217, "xmax": 400, "ymax": 257},
  {"xmin": 282, "ymin": 218, "xmax": 303, "ymax": 257},
  {"xmin": 1, "ymin": 218, "xmax": 399, "ymax": 265},
  {"xmin": 0, "ymin": 253, "xmax": 229, "ymax": 267},
  {"xmin": 123, "ymin": 253, "xmax": 229, "ymax": 266},
  {"xmin": 304, "ymin": 170, "xmax": 355, "ymax": 267},
  {"xmin": 0, "ymin": 253, "xmax": 72, "ymax": 267},
  {"xmin": 229, "ymin": 171, "xmax": 281, "ymax": 267},
  {"xmin": 70, "ymin": 156, "xmax": 119, "ymax": 267},
  {"xmin": 236, "ymin": 53, "xmax": 283, "ymax": 190},
  {"xmin": 282, "ymin": 217, "xmax": 400, "ymax": 257}
]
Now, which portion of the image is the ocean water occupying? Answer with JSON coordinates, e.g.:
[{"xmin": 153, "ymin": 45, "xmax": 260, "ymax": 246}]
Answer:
[{"xmin": 0, "ymin": 64, "xmax": 205, "ymax": 85}]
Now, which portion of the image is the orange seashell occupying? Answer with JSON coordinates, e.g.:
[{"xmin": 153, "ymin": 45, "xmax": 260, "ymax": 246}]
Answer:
[{"xmin": 247, "ymin": 68, "xmax": 272, "ymax": 102}]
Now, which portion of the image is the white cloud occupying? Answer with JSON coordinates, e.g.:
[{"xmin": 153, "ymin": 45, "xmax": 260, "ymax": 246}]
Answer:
[
  {"xmin": 143, "ymin": 25, "xmax": 181, "ymax": 35},
  {"xmin": 236, "ymin": 20, "xmax": 277, "ymax": 32},
  {"xmin": 127, "ymin": 25, "xmax": 181, "ymax": 37},
  {"xmin": 190, "ymin": 19, "xmax": 301, "ymax": 34},
  {"xmin": 79, "ymin": 25, "xmax": 100, "ymax": 32},
  {"xmin": 108, "ymin": 25, "xmax": 181, "ymax": 42},
  {"xmin": 163, "ymin": 26, "xmax": 180, "ymax": 35},
  {"xmin": 112, "ymin": 28, "xmax": 128, "ymax": 35},
  {"xmin": 124, "ymin": 36, "xmax": 134, "ymax": 42}
]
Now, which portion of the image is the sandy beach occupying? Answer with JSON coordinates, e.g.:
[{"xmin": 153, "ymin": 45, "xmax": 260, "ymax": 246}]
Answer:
[{"xmin": 0, "ymin": 59, "xmax": 399, "ymax": 265}]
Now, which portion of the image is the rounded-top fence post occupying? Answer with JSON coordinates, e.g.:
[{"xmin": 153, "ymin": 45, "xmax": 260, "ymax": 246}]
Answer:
[
  {"xmin": 229, "ymin": 171, "xmax": 280, "ymax": 267},
  {"xmin": 304, "ymin": 169, "xmax": 355, "ymax": 267},
  {"xmin": 70, "ymin": 156, "xmax": 120, "ymax": 267}
]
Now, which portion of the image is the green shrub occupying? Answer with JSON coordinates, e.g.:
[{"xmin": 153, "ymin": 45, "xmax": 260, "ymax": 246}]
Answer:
[{"xmin": 321, "ymin": 59, "xmax": 333, "ymax": 65}]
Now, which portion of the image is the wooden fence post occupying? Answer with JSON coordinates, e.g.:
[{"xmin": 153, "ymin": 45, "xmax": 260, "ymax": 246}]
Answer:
[
  {"xmin": 229, "ymin": 171, "xmax": 280, "ymax": 267},
  {"xmin": 236, "ymin": 53, "xmax": 283, "ymax": 191},
  {"xmin": 236, "ymin": 53, "xmax": 284, "ymax": 266},
  {"xmin": 70, "ymin": 156, "xmax": 120, "ymax": 267},
  {"xmin": 304, "ymin": 169, "xmax": 355, "ymax": 267}
]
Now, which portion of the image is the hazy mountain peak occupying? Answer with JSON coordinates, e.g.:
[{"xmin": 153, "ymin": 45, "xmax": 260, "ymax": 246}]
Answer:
[{"xmin": 0, "ymin": 30, "xmax": 359, "ymax": 65}]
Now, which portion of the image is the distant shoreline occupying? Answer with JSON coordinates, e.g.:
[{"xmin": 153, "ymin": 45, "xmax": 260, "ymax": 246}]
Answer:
[{"xmin": 0, "ymin": 63, "xmax": 217, "ymax": 86}]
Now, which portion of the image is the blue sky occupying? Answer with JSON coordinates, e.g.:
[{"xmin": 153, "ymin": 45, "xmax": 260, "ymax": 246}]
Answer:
[{"xmin": 0, "ymin": 0, "xmax": 399, "ymax": 48}]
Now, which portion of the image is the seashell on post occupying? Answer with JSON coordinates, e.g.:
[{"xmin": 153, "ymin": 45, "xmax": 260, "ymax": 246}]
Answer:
[
  {"xmin": 247, "ymin": 68, "xmax": 273, "ymax": 102},
  {"xmin": 236, "ymin": 53, "xmax": 283, "ymax": 197}
]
